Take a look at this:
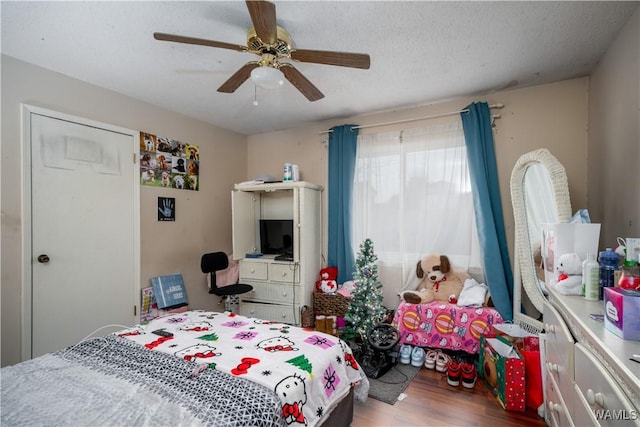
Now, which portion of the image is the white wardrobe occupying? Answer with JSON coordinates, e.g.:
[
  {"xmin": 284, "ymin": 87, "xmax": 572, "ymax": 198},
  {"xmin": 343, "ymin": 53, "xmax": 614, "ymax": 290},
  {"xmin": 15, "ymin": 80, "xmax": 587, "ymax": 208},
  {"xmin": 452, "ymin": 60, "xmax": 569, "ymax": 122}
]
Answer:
[{"xmin": 232, "ymin": 181, "xmax": 322, "ymax": 325}]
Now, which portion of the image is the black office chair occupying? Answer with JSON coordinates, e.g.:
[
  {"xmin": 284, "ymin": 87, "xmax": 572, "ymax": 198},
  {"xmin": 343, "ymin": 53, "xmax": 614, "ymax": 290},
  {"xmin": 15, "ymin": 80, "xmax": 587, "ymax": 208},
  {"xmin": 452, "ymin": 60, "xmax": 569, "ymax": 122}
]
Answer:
[{"xmin": 201, "ymin": 252, "xmax": 253, "ymax": 309}]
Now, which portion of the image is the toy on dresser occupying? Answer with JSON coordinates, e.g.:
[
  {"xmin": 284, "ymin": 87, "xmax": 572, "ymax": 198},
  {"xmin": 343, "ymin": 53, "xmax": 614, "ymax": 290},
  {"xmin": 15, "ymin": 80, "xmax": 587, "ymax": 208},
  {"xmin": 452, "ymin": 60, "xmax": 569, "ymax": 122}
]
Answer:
[
  {"xmin": 400, "ymin": 253, "xmax": 469, "ymax": 304},
  {"xmin": 550, "ymin": 252, "xmax": 583, "ymax": 295}
]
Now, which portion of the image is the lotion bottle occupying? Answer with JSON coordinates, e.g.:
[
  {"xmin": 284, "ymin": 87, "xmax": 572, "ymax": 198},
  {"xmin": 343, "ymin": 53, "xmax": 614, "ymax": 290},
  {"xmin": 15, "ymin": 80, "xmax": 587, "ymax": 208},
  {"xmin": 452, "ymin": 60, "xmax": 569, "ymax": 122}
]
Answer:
[{"xmin": 582, "ymin": 253, "xmax": 599, "ymax": 301}]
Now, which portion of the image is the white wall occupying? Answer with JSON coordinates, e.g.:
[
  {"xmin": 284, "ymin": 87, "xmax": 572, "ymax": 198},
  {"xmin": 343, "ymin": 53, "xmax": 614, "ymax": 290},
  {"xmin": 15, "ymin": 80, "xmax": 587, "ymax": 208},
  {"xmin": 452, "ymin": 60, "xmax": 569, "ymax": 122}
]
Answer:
[
  {"xmin": 588, "ymin": 8, "xmax": 640, "ymax": 246},
  {"xmin": 1, "ymin": 55, "xmax": 248, "ymax": 367}
]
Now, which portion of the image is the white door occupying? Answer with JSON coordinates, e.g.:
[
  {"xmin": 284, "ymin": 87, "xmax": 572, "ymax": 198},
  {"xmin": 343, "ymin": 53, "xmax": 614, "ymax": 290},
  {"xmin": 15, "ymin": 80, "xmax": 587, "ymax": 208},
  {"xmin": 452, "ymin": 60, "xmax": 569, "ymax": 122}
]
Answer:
[{"xmin": 26, "ymin": 106, "xmax": 139, "ymax": 358}]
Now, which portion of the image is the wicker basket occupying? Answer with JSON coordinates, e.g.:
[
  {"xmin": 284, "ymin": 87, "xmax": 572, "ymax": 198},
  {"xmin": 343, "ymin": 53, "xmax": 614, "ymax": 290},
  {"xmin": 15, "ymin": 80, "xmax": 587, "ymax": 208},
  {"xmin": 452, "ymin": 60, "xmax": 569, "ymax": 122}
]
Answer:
[{"xmin": 313, "ymin": 292, "xmax": 350, "ymax": 317}]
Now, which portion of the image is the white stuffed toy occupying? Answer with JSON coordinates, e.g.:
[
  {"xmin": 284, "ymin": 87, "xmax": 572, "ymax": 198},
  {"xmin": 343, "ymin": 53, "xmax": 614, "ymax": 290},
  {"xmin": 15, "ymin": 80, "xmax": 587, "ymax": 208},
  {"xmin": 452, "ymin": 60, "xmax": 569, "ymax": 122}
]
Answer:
[{"xmin": 553, "ymin": 252, "xmax": 583, "ymax": 295}]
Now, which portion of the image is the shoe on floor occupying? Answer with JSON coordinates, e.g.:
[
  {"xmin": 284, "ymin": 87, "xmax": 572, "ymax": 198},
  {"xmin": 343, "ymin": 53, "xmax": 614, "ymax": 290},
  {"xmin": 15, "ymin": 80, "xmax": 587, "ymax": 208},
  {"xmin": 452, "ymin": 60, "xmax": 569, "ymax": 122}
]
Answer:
[
  {"xmin": 447, "ymin": 360, "xmax": 461, "ymax": 387},
  {"xmin": 435, "ymin": 351, "xmax": 450, "ymax": 372},
  {"xmin": 411, "ymin": 346, "xmax": 426, "ymax": 367},
  {"xmin": 424, "ymin": 349, "xmax": 438, "ymax": 369},
  {"xmin": 461, "ymin": 361, "xmax": 477, "ymax": 389},
  {"xmin": 399, "ymin": 344, "xmax": 413, "ymax": 365}
]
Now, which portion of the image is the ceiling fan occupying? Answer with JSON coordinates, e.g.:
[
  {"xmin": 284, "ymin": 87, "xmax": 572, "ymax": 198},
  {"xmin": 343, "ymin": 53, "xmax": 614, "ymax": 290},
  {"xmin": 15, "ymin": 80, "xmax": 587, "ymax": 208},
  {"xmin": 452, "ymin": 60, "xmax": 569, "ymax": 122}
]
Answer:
[{"xmin": 154, "ymin": 0, "xmax": 370, "ymax": 102}]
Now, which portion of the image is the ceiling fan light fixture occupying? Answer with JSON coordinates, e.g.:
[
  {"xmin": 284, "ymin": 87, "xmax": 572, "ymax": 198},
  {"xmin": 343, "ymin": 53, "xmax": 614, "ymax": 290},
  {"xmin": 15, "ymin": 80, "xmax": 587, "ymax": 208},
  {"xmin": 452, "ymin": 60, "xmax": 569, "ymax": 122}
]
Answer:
[{"xmin": 251, "ymin": 66, "xmax": 284, "ymax": 90}]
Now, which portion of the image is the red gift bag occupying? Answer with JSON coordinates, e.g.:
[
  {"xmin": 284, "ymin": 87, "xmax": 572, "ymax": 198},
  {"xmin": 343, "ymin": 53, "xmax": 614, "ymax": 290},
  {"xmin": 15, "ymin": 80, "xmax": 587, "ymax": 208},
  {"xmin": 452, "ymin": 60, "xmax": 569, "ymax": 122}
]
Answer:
[
  {"xmin": 521, "ymin": 349, "xmax": 543, "ymax": 409},
  {"xmin": 490, "ymin": 324, "xmax": 543, "ymax": 410},
  {"xmin": 479, "ymin": 335, "xmax": 526, "ymax": 411}
]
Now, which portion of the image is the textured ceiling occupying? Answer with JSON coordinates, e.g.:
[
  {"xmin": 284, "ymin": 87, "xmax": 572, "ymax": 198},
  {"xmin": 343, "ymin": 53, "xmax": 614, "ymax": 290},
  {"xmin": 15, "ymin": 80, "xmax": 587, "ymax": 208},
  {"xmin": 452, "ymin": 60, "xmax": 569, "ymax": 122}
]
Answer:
[{"xmin": 1, "ymin": 1, "xmax": 638, "ymax": 135}]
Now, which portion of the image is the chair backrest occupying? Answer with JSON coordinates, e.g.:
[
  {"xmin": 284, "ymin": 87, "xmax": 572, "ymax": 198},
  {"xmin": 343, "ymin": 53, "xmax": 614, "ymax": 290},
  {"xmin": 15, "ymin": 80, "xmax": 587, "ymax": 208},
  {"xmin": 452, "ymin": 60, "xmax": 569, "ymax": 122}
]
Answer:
[{"xmin": 201, "ymin": 252, "xmax": 229, "ymax": 289}]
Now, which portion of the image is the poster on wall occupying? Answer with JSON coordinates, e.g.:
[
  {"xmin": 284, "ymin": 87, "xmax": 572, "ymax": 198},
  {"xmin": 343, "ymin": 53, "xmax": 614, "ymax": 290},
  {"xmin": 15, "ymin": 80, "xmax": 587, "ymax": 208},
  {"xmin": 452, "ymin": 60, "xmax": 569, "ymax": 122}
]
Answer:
[
  {"xmin": 158, "ymin": 197, "xmax": 175, "ymax": 221},
  {"xmin": 139, "ymin": 132, "xmax": 199, "ymax": 191}
]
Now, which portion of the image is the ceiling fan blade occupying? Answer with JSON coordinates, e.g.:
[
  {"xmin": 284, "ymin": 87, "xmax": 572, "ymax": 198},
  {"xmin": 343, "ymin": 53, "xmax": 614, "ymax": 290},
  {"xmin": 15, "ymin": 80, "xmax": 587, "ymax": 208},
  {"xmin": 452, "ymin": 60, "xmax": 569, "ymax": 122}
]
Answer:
[
  {"xmin": 280, "ymin": 64, "xmax": 324, "ymax": 102},
  {"xmin": 291, "ymin": 49, "xmax": 370, "ymax": 69},
  {"xmin": 245, "ymin": 0, "xmax": 277, "ymax": 45},
  {"xmin": 154, "ymin": 32, "xmax": 246, "ymax": 52},
  {"xmin": 218, "ymin": 62, "xmax": 260, "ymax": 93}
]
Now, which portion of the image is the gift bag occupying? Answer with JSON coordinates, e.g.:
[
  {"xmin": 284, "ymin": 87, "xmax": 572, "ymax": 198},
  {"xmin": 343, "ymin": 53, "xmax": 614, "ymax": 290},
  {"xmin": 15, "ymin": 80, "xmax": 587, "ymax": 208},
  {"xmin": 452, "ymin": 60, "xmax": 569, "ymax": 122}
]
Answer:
[
  {"xmin": 541, "ymin": 223, "xmax": 601, "ymax": 286},
  {"xmin": 491, "ymin": 324, "xmax": 538, "ymax": 348},
  {"xmin": 479, "ymin": 335, "xmax": 526, "ymax": 411},
  {"xmin": 491, "ymin": 324, "xmax": 543, "ymax": 410}
]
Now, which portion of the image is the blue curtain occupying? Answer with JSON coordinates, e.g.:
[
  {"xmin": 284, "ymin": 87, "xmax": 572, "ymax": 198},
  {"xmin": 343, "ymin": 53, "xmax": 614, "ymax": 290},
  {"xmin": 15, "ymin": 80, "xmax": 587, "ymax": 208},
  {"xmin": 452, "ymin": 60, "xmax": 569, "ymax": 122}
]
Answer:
[
  {"xmin": 327, "ymin": 124, "xmax": 359, "ymax": 284},
  {"xmin": 461, "ymin": 102, "xmax": 513, "ymax": 321}
]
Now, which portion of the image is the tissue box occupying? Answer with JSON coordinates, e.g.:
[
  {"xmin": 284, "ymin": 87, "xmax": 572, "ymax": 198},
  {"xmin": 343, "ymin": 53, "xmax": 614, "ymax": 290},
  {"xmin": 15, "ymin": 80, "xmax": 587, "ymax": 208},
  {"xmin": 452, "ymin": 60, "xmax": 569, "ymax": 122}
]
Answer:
[{"xmin": 604, "ymin": 287, "xmax": 640, "ymax": 341}]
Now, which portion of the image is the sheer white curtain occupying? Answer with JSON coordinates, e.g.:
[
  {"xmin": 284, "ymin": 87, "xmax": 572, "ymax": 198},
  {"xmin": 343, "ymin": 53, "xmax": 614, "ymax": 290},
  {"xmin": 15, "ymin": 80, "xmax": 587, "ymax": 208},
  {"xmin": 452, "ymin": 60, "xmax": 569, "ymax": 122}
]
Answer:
[{"xmin": 351, "ymin": 119, "xmax": 481, "ymax": 294}]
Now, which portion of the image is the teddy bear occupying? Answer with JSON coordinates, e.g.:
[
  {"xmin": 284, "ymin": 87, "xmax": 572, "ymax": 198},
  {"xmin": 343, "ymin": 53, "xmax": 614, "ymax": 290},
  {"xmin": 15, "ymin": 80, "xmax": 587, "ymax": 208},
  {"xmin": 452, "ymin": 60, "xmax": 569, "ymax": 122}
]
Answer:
[
  {"xmin": 552, "ymin": 252, "xmax": 583, "ymax": 295},
  {"xmin": 400, "ymin": 253, "xmax": 469, "ymax": 304},
  {"xmin": 315, "ymin": 267, "xmax": 338, "ymax": 294}
]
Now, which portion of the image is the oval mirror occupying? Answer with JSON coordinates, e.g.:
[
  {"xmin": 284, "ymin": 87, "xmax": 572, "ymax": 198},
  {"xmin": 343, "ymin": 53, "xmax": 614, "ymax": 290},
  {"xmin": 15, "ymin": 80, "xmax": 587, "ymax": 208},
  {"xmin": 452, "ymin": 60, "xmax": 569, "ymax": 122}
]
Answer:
[{"xmin": 510, "ymin": 149, "xmax": 572, "ymax": 332}]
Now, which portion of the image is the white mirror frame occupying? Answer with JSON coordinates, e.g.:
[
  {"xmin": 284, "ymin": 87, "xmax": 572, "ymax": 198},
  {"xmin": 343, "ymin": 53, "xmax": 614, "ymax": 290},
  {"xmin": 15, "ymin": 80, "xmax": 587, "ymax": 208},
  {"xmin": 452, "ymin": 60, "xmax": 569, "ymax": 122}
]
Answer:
[{"xmin": 510, "ymin": 149, "xmax": 572, "ymax": 332}]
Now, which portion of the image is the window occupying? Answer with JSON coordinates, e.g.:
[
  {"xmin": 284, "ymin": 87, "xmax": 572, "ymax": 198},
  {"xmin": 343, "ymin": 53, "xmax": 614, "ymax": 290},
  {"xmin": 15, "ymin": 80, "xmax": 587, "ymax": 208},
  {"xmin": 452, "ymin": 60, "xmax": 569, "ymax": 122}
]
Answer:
[{"xmin": 351, "ymin": 120, "xmax": 481, "ymax": 290}]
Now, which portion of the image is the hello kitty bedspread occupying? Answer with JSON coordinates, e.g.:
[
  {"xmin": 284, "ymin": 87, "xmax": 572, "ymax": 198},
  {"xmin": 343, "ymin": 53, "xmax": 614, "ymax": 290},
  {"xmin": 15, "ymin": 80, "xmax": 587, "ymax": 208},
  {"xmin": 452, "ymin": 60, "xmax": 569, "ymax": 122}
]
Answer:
[
  {"xmin": 119, "ymin": 310, "xmax": 365, "ymax": 427},
  {"xmin": 392, "ymin": 302, "xmax": 504, "ymax": 354}
]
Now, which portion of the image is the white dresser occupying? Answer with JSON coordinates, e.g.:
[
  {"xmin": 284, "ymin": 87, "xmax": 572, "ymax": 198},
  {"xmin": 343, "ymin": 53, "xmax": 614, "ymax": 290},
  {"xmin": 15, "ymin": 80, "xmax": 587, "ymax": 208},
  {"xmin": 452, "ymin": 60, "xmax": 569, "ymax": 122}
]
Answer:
[
  {"xmin": 238, "ymin": 256, "xmax": 302, "ymax": 324},
  {"xmin": 544, "ymin": 287, "xmax": 640, "ymax": 426},
  {"xmin": 231, "ymin": 181, "xmax": 322, "ymax": 325}
]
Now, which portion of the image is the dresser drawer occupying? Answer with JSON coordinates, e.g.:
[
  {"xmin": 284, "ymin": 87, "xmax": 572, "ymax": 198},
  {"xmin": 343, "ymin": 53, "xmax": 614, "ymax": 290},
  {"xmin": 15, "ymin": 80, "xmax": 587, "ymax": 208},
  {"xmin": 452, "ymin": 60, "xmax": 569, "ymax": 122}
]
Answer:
[
  {"xmin": 269, "ymin": 263, "xmax": 299, "ymax": 283},
  {"xmin": 240, "ymin": 302, "xmax": 300, "ymax": 325},
  {"xmin": 573, "ymin": 343, "xmax": 640, "ymax": 427},
  {"xmin": 239, "ymin": 261, "xmax": 268, "ymax": 281},
  {"xmin": 240, "ymin": 281, "xmax": 301, "ymax": 305},
  {"xmin": 546, "ymin": 370, "xmax": 575, "ymax": 427},
  {"xmin": 544, "ymin": 302, "xmax": 575, "ymax": 401}
]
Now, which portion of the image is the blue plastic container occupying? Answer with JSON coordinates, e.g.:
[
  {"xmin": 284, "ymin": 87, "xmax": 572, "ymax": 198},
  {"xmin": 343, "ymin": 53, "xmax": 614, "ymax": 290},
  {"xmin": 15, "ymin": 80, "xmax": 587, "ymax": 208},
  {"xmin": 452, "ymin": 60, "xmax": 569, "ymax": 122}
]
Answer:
[{"xmin": 598, "ymin": 248, "xmax": 620, "ymax": 300}]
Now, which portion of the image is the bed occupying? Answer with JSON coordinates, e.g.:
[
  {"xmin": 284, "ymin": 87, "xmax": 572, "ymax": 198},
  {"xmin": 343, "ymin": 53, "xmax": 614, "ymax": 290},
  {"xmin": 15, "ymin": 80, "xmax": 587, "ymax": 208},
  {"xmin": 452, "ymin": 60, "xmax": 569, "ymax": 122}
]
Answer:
[
  {"xmin": 392, "ymin": 301, "xmax": 504, "ymax": 354},
  {"xmin": 1, "ymin": 310, "xmax": 367, "ymax": 427}
]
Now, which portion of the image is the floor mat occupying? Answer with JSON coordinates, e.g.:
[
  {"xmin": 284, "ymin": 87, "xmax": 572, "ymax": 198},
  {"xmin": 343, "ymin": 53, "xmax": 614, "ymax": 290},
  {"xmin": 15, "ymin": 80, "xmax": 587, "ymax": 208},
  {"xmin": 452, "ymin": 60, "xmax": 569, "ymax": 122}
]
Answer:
[{"xmin": 367, "ymin": 363, "xmax": 420, "ymax": 405}]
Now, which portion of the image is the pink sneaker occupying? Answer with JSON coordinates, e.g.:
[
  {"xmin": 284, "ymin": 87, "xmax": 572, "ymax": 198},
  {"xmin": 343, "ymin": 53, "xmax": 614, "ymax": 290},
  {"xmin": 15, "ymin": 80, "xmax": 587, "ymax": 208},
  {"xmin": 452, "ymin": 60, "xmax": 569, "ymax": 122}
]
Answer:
[
  {"xmin": 435, "ymin": 352, "xmax": 450, "ymax": 372},
  {"xmin": 424, "ymin": 350, "xmax": 438, "ymax": 369}
]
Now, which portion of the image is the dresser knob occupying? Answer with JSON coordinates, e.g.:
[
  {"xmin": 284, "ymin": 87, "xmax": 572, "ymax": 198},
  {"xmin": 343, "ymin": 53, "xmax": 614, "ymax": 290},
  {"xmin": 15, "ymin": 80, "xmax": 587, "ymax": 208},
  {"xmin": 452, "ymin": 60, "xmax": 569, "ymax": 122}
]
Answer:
[
  {"xmin": 586, "ymin": 389, "xmax": 605, "ymax": 407},
  {"xmin": 281, "ymin": 272, "xmax": 287, "ymax": 277},
  {"xmin": 281, "ymin": 313, "xmax": 287, "ymax": 319},
  {"xmin": 545, "ymin": 324, "xmax": 555, "ymax": 334},
  {"xmin": 282, "ymin": 293, "xmax": 288, "ymax": 297},
  {"xmin": 548, "ymin": 401, "xmax": 561, "ymax": 413},
  {"xmin": 250, "ymin": 269, "xmax": 255, "ymax": 273},
  {"xmin": 546, "ymin": 362, "xmax": 559, "ymax": 373}
]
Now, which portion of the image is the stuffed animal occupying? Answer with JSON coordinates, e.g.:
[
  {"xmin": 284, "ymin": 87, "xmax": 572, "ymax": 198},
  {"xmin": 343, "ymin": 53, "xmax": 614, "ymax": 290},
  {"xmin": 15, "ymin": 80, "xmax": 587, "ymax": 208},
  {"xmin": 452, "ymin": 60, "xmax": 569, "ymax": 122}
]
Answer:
[
  {"xmin": 316, "ymin": 267, "xmax": 338, "ymax": 294},
  {"xmin": 400, "ymin": 254, "xmax": 469, "ymax": 304},
  {"xmin": 553, "ymin": 252, "xmax": 583, "ymax": 295}
]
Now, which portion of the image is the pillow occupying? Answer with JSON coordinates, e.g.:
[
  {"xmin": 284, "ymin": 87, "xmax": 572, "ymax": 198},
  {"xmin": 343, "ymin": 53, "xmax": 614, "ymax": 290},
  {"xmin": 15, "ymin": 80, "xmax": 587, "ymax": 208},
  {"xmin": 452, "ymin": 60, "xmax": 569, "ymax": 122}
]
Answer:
[{"xmin": 207, "ymin": 254, "xmax": 239, "ymax": 288}]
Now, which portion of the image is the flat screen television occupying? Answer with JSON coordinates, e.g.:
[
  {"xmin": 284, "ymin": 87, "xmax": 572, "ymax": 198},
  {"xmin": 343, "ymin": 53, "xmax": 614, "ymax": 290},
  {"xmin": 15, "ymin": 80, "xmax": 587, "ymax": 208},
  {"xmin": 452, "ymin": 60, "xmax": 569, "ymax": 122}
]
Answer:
[{"xmin": 259, "ymin": 219, "xmax": 294, "ymax": 256}]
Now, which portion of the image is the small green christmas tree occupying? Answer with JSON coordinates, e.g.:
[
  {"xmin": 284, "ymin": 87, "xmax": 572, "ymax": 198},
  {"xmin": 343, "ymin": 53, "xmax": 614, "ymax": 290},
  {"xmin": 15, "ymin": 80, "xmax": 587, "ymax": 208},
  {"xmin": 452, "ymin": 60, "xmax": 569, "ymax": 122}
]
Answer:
[{"xmin": 342, "ymin": 238, "xmax": 386, "ymax": 341}]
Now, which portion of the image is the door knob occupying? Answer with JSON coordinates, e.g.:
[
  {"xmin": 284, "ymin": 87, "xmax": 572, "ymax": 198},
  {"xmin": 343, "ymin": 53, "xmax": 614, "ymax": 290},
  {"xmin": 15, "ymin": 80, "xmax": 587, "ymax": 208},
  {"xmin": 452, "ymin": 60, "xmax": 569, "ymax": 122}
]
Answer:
[{"xmin": 37, "ymin": 254, "xmax": 50, "ymax": 263}]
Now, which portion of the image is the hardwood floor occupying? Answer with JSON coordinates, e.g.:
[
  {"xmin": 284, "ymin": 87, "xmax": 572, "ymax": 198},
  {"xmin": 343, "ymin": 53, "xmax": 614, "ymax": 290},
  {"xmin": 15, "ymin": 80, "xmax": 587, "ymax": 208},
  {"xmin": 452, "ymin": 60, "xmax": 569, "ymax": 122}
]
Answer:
[{"xmin": 352, "ymin": 367, "xmax": 547, "ymax": 427}]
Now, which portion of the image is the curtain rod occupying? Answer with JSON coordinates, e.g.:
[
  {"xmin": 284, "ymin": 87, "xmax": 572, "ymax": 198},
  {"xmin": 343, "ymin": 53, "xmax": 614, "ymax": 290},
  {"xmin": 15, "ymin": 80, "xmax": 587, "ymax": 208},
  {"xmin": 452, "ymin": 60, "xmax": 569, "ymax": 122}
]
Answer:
[{"xmin": 318, "ymin": 103, "xmax": 504, "ymax": 135}]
